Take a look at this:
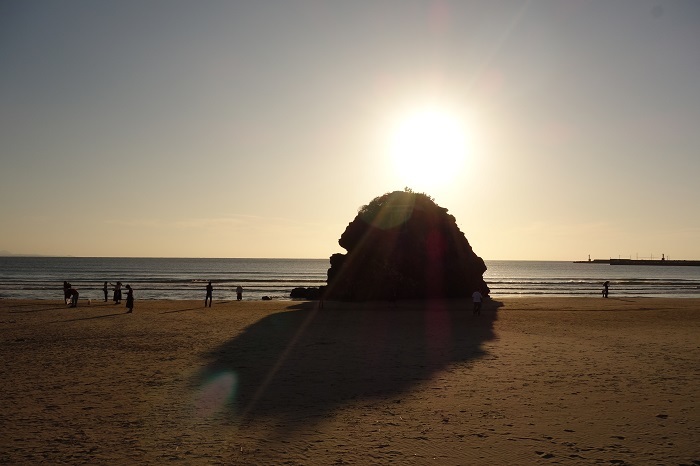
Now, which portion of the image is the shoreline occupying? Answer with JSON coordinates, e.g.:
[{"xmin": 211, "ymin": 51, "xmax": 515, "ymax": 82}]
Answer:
[
  {"xmin": 2, "ymin": 298, "xmax": 698, "ymax": 464},
  {"xmin": 3, "ymin": 295, "xmax": 700, "ymax": 306},
  {"xmin": 3, "ymin": 257, "xmax": 700, "ymax": 301}
]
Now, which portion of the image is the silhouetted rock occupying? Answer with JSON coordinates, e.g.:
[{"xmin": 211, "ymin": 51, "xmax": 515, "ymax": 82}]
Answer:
[
  {"xmin": 325, "ymin": 190, "xmax": 489, "ymax": 301},
  {"xmin": 290, "ymin": 286, "xmax": 325, "ymax": 300}
]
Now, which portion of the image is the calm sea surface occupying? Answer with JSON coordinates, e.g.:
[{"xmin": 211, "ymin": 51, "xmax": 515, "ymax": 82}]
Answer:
[{"xmin": 1, "ymin": 257, "xmax": 699, "ymax": 301}]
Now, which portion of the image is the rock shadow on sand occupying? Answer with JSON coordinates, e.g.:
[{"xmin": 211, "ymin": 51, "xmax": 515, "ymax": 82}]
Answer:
[{"xmin": 194, "ymin": 299, "xmax": 501, "ymax": 433}]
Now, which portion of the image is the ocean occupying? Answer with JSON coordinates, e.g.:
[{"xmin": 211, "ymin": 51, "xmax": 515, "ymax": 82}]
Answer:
[
  {"xmin": 486, "ymin": 260, "xmax": 700, "ymax": 298},
  {"xmin": 1, "ymin": 257, "xmax": 699, "ymax": 301},
  {"xmin": 0, "ymin": 257, "xmax": 326, "ymax": 301}
]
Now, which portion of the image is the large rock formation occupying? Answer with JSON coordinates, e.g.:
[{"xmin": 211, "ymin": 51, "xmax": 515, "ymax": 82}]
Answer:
[{"xmin": 325, "ymin": 190, "xmax": 489, "ymax": 301}]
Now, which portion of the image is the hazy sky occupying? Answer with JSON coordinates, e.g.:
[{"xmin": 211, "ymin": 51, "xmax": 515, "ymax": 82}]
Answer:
[{"xmin": 2, "ymin": 0, "xmax": 699, "ymax": 260}]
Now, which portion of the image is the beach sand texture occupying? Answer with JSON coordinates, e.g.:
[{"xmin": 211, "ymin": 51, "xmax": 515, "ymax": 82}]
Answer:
[{"xmin": 1, "ymin": 298, "xmax": 698, "ymax": 465}]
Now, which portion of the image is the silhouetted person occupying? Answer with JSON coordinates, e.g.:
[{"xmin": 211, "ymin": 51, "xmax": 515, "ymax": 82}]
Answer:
[
  {"xmin": 102, "ymin": 282, "xmax": 109, "ymax": 302},
  {"xmin": 602, "ymin": 281, "xmax": 610, "ymax": 298},
  {"xmin": 63, "ymin": 281, "xmax": 71, "ymax": 304},
  {"xmin": 205, "ymin": 281, "xmax": 213, "ymax": 307},
  {"xmin": 236, "ymin": 285, "xmax": 243, "ymax": 301},
  {"xmin": 125, "ymin": 284, "xmax": 134, "ymax": 313},
  {"xmin": 472, "ymin": 290, "xmax": 483, "ymax": 315},
  {"xmin": 68, "ymin": 288, "xmax": 79, "ymax": 307},
  {"xmin": 112, "ymin": 282, "xmax": 122, "ymax": 304}
]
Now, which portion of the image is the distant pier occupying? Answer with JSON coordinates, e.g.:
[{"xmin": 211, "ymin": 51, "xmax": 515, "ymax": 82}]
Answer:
[
  {"xmin": 609, "ymin": 259, "xmax": 700, "ymax": 267},
  {"xmin": 574, "ymin": 258, "xmax": 700, "ymax": 267}
]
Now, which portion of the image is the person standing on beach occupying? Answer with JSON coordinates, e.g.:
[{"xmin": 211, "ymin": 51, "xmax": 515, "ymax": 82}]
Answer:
[
  {"xmin": 236, "ymin": 285, "xmax": 243, "ymax": 301},
  {"xmin": 472, "ymin": 290, "xmax": 483, "ymax": 315},
  {"xmin": 102, "ymin": 282, "xmax": 109, "ymax": 302},
  {"xmin": 602, "ymin": 281, "xmax": 610, "ymax": 298},
  {"xmin": 112, "ymin": 282, "xmax": 122, "ymax": 304},
  {"xmin": 205, "ymin": 281, "xmax": 213, "ymax": 307},
  {"xmin": 125, "ymin": 285, "xmax": 134, "ymax": 313}
]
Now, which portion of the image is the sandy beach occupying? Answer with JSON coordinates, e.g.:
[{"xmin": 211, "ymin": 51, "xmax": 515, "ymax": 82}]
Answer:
[{"xmin": 1, "ymin": 297, "xmax": 698, "ymax": 465}]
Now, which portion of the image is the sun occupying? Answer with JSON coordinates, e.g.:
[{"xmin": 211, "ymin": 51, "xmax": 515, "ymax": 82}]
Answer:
[{"xmin": 388, "ymin": 107, "xmax": 469, "ymax": 191}]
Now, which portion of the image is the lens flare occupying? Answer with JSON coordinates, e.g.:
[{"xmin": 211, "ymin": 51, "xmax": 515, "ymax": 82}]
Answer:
[{"xmin": 194, "ymin": 371, "xmax": 238, "ymax": 417}]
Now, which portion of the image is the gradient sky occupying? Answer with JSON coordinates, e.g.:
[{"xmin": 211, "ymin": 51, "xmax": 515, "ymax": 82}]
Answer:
[{"xmin": 2, "ymin": 0, "xmax": 699, "ymax": 260}]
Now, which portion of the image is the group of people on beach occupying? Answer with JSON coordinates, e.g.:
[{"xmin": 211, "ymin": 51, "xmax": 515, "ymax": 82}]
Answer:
[
  {"xmin": 61, "ymin": 278, "xmax": 612, "ymax": 311},
  {"xmin": 63, "ymin": 281, "xmax": 133, "ymax": 313},
  {"xmin": 61, "ymin": 280, "xmax": 245, "ymax": 312},
  {"xmin": 101, "ymin": 281, "xmax": 134, "ymax": 313},
  {"xmin": 204, "ymin": 281, "xmax": 243, "ymax": 307}
]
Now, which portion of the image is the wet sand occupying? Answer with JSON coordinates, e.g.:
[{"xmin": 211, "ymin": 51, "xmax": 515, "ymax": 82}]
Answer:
[{"xmin": 1, "ymin": 297, "xmax": 698, "ymax": 465}]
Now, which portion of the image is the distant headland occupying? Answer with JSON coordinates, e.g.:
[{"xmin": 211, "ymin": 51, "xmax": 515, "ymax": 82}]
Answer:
[{"xmin": 0, "ymin": 251, "xmax": 46, "ymax": 257}]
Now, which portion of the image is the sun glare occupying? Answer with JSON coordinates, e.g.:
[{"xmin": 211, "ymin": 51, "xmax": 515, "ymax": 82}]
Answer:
[{"xmin": 389, "ymin": 107, "xmax": 469, "ymax": 191}]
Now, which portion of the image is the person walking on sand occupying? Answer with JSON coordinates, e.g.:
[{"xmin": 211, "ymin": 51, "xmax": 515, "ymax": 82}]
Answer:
[
  {"xmin": 102, "ymin": 282, "xmax": 109, "ymax": 302},
  {"xmin": 125, "ymin": 284, "xmax": 134, "ymax": 313},
  {"xmin": 472, "ymin": 290, "xmax": 483, "ymax": 315},
  {"xmin": 602, "ymin": 281, "xmax": 610, "ymax": 298},
  {"xmin": 205, "ymin": 281, "xmax": 213, "ymax": 307},
  {"xmin": 236, "ymin": 285, "xmax": 243, "ymax": 301}
]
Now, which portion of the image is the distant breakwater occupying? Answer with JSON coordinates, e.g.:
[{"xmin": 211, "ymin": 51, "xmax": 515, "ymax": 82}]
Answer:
[{"xmin": 574, "ymin": 259, "xmax": 700, "ymax": 267}]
